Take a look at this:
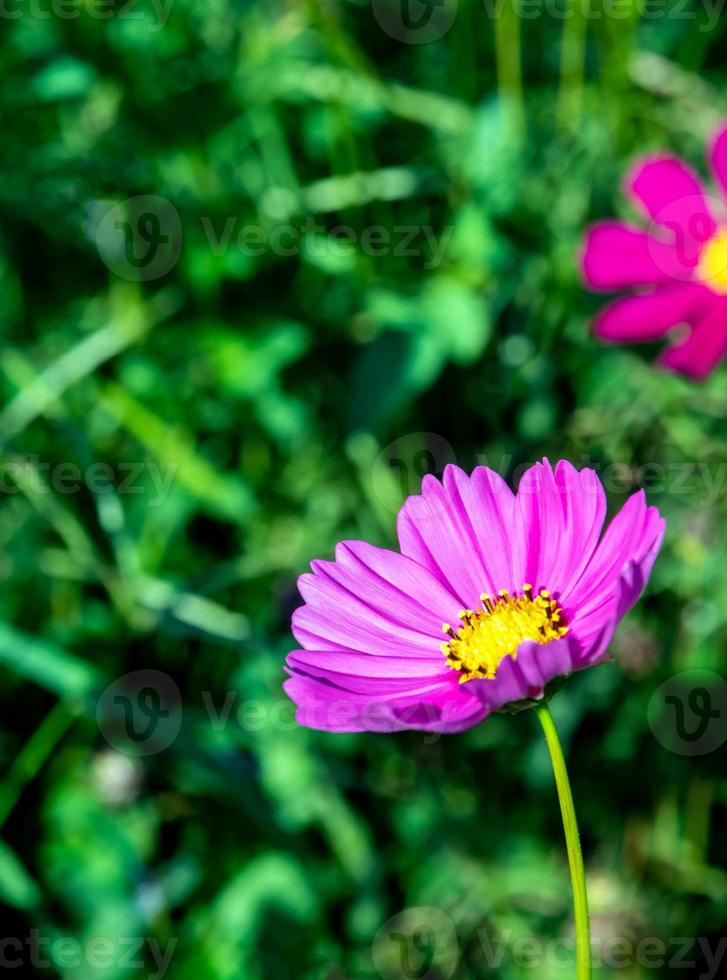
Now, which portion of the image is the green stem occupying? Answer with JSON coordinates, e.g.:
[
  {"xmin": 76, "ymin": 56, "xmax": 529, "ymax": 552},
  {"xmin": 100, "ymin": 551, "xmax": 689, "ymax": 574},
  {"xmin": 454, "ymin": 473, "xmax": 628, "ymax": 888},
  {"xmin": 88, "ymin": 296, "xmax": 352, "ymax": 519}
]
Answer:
[{"xmin": 536, "ymin": 702, "xmax": 591, "ymax": 980}]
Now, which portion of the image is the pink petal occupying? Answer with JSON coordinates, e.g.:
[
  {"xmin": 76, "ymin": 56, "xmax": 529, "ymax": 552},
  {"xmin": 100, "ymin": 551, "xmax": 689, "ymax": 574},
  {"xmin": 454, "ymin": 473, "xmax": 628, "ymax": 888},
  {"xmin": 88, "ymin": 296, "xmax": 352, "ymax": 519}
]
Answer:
[
  {"xmin": 442, "ymin": 465, "xmax": 526, "ymax": 594},
  {"xmin": 568, "ymin": 537, "xmax": 664, "ymax": 669},
  {"xmin": 292, "ymin": 597, "xmax": 435, "ymax": 660},
  {"xmin": 397, "ymin": 465, "xmax": 524, "ymax": 606},
  {"xmin": 319, "ymin": 541, "xmax": 461, "ymax": 637},
  {"xmin": 283, "ymin": 673, "xmax": 488, "ymax": 733},
  {"xmin": 516, "ymin": 460, "xmax": 606, "ymax": 600},
  {"xmin": 567, "ymin": 591, "xmax": 620, "ymax": 667},
  {"xmin": 292, "ymin": 542, "xmax": 461, "ymax": 658},
  {"xmin": 581, "ymin": 221, "xmax": 685, "ymax": 289},
  {"xmin": 287, "ymin": 648, "xmax": 451, "ymax": 680},
  {"xmin": 565, "ymin": 491, "xmax": 665, "ymax": 652},
  {"xmin": 469, "ymin": 635, "xmax": 582, "ymax": 712},
  {"xmin": 627, "ymin": 156, "xmax": 716, "ymax": 268},
  {"xmin": 593, "ymin": 282, "xmax": 705, "ymax": 343},
  {"xmin": 660, "ymin": 299, "xmax": 727, "ymax": 379},
  {"xmin": 708, "ymin": 122, "xmax": 727, "ymax": 201}
]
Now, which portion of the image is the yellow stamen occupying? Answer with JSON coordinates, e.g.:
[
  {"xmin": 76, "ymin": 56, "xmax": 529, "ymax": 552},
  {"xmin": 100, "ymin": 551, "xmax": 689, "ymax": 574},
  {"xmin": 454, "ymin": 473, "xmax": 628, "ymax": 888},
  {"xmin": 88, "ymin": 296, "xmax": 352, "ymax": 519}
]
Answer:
[
  {"xmin": 442, "ymin": 585, "xmax": 569, "ymax": 683},
  {"xmin": 697, "ymin": 228, "xmax": 727, "ymax": 294}
]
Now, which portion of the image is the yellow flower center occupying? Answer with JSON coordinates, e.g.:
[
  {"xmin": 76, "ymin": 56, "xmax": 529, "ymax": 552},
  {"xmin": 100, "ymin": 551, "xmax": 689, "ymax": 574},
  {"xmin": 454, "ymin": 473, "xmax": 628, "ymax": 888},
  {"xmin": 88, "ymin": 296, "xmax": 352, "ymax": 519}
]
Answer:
[
  {"xmin": 697, "ymin": 228, "xmax": 727, "ymax": 294},
  {"xmin": 441, "ymin": 584, "xmax": 568, "ymax": 683}
]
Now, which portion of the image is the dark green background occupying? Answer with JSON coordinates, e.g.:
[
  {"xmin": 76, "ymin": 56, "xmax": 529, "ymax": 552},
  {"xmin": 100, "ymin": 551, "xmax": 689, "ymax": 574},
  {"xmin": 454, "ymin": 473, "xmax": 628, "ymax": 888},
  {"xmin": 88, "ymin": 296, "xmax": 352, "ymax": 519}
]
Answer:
[{"xmin": 1, "ymin": 0, "xmax": 726, "ymax": 977}]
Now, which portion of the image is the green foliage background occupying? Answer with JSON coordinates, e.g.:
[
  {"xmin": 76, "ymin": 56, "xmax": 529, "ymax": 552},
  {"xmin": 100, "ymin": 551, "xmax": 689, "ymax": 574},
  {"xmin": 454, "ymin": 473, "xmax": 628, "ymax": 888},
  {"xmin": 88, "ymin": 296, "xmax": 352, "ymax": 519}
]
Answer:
[{"xmin": 1, "ymin": 1, "xmax": 726, "ymax": 977}]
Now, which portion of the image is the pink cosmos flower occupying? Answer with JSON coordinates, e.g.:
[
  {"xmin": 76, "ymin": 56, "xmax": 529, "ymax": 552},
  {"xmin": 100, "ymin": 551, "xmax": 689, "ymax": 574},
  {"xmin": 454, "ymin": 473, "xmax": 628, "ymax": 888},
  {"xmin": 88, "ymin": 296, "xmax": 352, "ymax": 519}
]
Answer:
[
  {"xmin": 284, "ymin": 460, "xmax": 664, "ymax": 733},
  {"xmin": 582, "ymin": 124, "xmax": 727, "ymax": 379}
]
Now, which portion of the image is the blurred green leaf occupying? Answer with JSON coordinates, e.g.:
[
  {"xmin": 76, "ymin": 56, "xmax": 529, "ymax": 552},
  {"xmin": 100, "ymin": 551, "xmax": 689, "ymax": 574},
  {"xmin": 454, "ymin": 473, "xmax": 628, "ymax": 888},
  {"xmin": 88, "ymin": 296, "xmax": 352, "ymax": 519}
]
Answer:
[{"xmin": 0, "ymin": 839, "xmax": 41, "ymax": 910}]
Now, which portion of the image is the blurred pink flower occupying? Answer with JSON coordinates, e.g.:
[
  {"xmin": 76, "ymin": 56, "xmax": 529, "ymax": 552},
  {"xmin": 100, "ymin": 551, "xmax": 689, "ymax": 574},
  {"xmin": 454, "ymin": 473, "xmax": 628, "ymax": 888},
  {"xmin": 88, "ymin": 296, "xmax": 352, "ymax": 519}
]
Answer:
[
  {"xmin": 582, "ymin": 124, "xmax": 727, "ymax": 379},
  {"xmin": 284, "ymin": 460, "xmax": 664, "ymax": 733}
]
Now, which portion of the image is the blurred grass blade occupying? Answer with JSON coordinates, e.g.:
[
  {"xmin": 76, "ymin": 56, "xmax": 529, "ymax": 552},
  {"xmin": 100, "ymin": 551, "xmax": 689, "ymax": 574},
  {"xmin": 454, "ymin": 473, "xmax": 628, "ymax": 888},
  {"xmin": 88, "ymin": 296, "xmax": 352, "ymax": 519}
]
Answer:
[
  {"xmin": 264, "ymin": 64, "xmax": 474, "ymax": 134},
  {"xmin": 99, "ymin": 383, "xmax": 256, "ymax": 524},
  {"xmin": 494, "ymin": 0, "xmax": 525, "ymax": 143},
  {"xmin": 0, "ymin": 284, "xmax": 161, "ymax": 444},
  {"xmin": 0, "ymin": 703, "xmax": 76, "ymax": 830},
  {"xmin": 557, "ymin": 0, "xmax": 588, "ymax": 131},
  {"xmin": 0, "ymin": 622, "xmax": 99, "ymax": 699}
]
